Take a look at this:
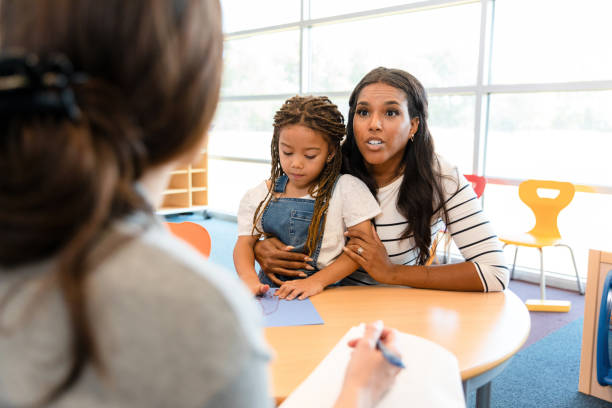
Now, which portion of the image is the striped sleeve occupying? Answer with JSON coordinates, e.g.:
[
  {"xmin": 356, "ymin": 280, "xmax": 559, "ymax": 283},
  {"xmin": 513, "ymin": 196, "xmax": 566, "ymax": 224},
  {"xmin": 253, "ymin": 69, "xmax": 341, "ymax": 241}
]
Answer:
[{"xmin": 440, "ymin": 170, "xmax": 509, "ymax": 292}]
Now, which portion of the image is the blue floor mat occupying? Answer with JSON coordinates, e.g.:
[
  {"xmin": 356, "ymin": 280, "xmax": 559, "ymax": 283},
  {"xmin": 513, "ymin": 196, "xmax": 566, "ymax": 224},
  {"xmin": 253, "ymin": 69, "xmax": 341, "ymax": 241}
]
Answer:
[{"xmin": 467, "ymin": 318, "xmax": 611, "ymax": 408}]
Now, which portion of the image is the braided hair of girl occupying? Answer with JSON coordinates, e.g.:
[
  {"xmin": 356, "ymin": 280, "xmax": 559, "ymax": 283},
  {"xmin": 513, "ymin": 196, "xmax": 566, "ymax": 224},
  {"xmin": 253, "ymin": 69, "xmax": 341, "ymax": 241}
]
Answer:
[{"xmin": 252, "ymin": 95, "xmax": 345, "ymax": 257}]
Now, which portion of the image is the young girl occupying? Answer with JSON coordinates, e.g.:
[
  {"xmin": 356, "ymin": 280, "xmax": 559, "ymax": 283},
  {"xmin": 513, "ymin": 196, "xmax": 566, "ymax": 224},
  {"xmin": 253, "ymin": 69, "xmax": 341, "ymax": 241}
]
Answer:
[{"xmin": 234, "ymin": 96, "xmax": 380, "ymax": 300}]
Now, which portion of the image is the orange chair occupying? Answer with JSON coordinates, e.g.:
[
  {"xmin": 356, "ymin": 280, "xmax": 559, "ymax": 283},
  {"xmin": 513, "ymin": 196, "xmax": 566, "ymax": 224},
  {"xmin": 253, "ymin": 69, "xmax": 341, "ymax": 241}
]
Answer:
[
  {"xmin": 166, "ymin": 221, "xmax": 211, "ymax": 258},
  {"xmin": 500, "ymin": 180, "xmax": 583, "ymax": 312}
]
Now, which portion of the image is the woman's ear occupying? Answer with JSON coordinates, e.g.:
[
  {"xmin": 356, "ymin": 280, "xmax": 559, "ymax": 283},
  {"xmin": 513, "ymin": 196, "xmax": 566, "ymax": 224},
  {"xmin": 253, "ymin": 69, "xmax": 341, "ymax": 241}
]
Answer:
[{"xmin": 410, "ymin": 117, "xmax": 420, "ymax": 136}]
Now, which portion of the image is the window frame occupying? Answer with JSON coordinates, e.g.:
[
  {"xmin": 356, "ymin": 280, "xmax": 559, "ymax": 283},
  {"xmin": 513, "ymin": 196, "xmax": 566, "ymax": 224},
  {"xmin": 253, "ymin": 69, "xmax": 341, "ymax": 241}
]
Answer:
[{"xmin": 214, "ymin": 0, "xmax": 612, "ymax": 195}]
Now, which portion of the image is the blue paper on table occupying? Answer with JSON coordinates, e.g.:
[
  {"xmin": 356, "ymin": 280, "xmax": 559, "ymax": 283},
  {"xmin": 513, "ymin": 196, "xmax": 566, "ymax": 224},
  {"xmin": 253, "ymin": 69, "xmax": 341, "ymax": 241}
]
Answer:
[{"xmin": 256, "ymin": 288, "xmax": 324, "ymax": 327}]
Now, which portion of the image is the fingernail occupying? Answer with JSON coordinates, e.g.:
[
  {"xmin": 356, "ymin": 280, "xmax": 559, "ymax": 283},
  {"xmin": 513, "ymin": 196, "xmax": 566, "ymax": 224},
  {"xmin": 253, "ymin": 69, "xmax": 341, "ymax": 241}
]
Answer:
[
  {"xmin": 305, "ymin": 265, "xmax": 314, "ymax": 271},
  {"xmin": 285, "ymin": 246, "xmax": 294, "ymax": 250},
  {"xmin": 304, "ymin": 257, "xmax": 313, "ymax": 262},
  {"xmin": 299, "ymin": 272, "xmax": 308, "ymax": 277}
]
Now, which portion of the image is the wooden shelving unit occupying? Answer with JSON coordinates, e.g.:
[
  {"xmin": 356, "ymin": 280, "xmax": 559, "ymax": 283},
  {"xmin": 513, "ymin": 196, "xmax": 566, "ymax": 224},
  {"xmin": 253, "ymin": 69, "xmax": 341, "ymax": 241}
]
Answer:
[{"xmin": 157, "ymin": 150, "xmax": 207, "ymax": 215}]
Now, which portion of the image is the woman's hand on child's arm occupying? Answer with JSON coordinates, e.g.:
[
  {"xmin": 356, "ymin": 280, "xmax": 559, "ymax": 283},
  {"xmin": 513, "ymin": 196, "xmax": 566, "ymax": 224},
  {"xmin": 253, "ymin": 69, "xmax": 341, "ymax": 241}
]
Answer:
[
  {"xmin": 276, "ymin": 277, "xmax": 323, "ymax": 300},
  {"xmin": 343, "ymin": 223, "xmax": 397, "ymax": 282},
  {"xmin": 344, "ymin": 225, "xmax": 486, "ymax": 290},
  {"xmin": 333, "ymin": 321, "xmax": 401, "ymax": 408},
  {"xmin": 253, "ymin": 237, "xmax": 312, "ymax": 285}
]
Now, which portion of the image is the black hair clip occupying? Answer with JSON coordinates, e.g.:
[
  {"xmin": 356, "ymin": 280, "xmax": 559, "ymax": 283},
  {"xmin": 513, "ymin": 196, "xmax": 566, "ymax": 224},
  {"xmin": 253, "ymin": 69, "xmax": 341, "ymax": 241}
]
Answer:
[{"xmin": 0, "ymin": 51, "xmax": 88, "ymax": 121}]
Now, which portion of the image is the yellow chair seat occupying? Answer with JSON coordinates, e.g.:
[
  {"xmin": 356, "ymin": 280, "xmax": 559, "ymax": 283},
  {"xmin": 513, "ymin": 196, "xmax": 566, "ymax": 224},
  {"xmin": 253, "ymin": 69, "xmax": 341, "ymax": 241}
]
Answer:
[{"xmin": 500, "ymin": 233, "xmax": 562, "ymax": 249}]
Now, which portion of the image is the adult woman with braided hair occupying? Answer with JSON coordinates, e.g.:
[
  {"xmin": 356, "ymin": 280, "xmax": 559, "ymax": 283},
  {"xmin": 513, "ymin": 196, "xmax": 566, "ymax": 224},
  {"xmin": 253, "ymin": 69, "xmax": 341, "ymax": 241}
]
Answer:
[
  {"xmin": 0, "ymin": 2, "xmax": 399, "ymax": 408},
  {"xmin": 234, "ymin": 95, "xmax": 380, "ymax": 300},
  {"xmin": 255, "ymin": 67, "xmax": 509, "ymax": 293}
]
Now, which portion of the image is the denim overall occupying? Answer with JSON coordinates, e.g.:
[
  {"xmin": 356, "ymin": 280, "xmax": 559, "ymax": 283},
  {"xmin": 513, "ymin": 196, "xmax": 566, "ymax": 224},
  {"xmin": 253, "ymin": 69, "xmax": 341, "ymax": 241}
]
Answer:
[{"xmin": 258, "ymin": 174, "xmax": 337, "ymax": 287}]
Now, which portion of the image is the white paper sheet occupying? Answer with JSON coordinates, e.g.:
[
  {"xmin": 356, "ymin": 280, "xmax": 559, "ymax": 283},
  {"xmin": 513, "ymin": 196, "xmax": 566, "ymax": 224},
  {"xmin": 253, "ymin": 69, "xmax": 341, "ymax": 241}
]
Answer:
[{"xmin": 279, "ymin": 324, "xmax": 466, "ymax": 408}]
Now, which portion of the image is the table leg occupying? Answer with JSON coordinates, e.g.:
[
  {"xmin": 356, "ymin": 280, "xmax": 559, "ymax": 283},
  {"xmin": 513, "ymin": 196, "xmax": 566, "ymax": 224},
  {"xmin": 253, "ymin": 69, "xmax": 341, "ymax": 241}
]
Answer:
[
  {"xmin": 475, "ymin": 382, "xmax": 491, "ymax": 408},
  {"xmin": 462, "ymin": 358, "xmax": 511, "ymax": 407}
]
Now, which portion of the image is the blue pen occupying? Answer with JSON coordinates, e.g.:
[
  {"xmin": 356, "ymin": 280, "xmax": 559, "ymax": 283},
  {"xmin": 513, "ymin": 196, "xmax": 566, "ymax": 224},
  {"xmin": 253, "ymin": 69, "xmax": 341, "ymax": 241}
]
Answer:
[{"xmin": 376, "ymin": 338, "xmax": 406, "ymax": 369}]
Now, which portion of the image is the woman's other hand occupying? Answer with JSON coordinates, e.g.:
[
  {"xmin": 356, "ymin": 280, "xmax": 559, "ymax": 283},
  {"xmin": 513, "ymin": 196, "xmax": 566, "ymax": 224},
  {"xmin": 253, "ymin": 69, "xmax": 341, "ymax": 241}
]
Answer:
[
  {"xmin": 253, "ymin": 237, "xmax": 313, "ymax": 285},
  {"xmin": 342, "ymin": 224, "xmax": 396, "ymax": 283},
  {"xmin": 334, "ymin": 321, "xmax": 401, "ymax": 408}
]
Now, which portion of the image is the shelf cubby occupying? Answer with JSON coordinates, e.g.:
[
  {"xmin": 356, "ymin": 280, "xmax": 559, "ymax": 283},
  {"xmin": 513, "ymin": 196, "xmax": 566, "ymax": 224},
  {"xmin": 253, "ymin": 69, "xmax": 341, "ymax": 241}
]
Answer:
[{"xmin": 158, "ymin": 149, "xmax": 208, "ymax": 214}]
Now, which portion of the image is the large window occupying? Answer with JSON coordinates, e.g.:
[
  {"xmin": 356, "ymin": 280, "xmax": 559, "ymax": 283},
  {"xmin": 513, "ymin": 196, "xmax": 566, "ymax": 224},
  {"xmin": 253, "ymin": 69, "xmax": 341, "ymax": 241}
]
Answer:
[
  {"xmin": 222, "ymin": 31, "xmax": 300, "ymax": 96},
  {"xmin": 486, "ymin": 91, "xmax": 612, "ymax": 185},
  {"xmin": 221, "ymin": 0, "xmax": 301, "ymax": 33},
  {"xmin": 209, "ymin": 0, "xmax": 612, "ymax": 286},
  {"xmin": 490, "ymin": 0, "xmax": 612, "ymax": 84},
  {"xmin": 308, "ymin": 4, "xmax": 481, "ymax": 91}
]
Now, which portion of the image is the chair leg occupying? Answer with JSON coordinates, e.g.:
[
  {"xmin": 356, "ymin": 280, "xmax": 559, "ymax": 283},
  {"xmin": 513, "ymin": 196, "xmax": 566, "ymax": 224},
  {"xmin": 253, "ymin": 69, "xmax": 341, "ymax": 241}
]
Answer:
[
  {"xmin": 442, "ymin": 233, "xmax": 450, "ymax": 264},
  {"xmin": 557, "ymin": 244, "xmax": 584, "ymax": 295},
  {"xmin": 510, "ymin": 246, "xmax": 519, "ymax": 281},
  {"xmin": 538, "ymin": 247, "xmax": 546, "ymax": 301}
]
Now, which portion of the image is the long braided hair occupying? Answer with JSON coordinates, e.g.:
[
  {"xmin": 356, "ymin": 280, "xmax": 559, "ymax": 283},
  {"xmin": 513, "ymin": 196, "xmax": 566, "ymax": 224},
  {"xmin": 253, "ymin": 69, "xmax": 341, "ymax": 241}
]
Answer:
[{"xmin": 253, "ymin": 96, "xmax": 345, "ymax": 257}]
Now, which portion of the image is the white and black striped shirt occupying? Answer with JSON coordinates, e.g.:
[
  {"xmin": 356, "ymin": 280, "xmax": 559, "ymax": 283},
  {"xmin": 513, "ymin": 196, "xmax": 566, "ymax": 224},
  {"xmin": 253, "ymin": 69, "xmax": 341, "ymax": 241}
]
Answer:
[{"xmin": 343, "ymin": 156, "xmax": 509, "ymax": 292}]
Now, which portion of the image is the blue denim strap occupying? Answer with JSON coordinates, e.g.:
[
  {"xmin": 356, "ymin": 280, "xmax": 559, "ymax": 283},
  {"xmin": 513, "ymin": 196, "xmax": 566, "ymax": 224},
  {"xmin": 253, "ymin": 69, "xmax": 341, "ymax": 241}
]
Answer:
[{"xmin": 273, "ymin": 174, "xmax": 289, "ymax": 193}]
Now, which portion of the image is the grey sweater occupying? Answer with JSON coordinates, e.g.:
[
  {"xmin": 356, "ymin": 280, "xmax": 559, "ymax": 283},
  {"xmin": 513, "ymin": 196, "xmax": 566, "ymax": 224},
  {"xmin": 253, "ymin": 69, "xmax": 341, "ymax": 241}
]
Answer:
[{"xmin": 0, "ymin": 214, "xmax": 272, "ymax": 408}]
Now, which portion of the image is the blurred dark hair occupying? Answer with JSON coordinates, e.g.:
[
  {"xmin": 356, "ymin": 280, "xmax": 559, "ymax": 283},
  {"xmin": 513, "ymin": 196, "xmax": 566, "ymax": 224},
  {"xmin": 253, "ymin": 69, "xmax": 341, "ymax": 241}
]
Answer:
[
  {"xmin": 342, "ymin": 67, "xmax": 450, "ymax": 265},
  {"xmin": 0, "ymin": 0, "xmax": 223, "ymax": 402}
]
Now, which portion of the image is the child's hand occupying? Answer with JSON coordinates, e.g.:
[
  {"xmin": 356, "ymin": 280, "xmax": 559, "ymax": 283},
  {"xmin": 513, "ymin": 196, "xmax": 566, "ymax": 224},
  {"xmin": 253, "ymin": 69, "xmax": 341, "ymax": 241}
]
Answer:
[
  {"xmin": 248, "ymin": 282, "xmax": 270, "ymax": 296},
  {"xmin": 276, "ymin": 277, "xmax": 323, "ymax": 300}
]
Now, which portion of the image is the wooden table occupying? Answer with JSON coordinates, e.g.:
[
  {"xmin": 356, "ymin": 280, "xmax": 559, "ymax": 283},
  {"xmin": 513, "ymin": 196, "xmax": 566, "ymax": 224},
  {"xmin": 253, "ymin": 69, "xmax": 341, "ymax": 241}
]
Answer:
[{"xmin": 265, "ymin": 286, "xmax": 530, "ymax": 407}]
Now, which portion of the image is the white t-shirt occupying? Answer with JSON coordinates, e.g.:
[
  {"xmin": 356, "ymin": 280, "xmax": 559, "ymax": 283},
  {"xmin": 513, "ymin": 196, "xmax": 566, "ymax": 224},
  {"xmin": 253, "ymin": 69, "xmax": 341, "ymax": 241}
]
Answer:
[{"xmin": 237, "ymin": 174, "xmax": 381, "ymax": 269}]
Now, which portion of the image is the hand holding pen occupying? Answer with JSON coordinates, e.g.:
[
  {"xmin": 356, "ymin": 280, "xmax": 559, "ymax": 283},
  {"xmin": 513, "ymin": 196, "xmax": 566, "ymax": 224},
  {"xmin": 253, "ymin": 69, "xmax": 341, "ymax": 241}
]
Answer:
[
  {"xmin": 361, "ymin": 320, "xmax": 405, "ymax": 368},
  {"xmin": 334, "ymin": 321, "xmax": 402, "ymax": 408}
]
